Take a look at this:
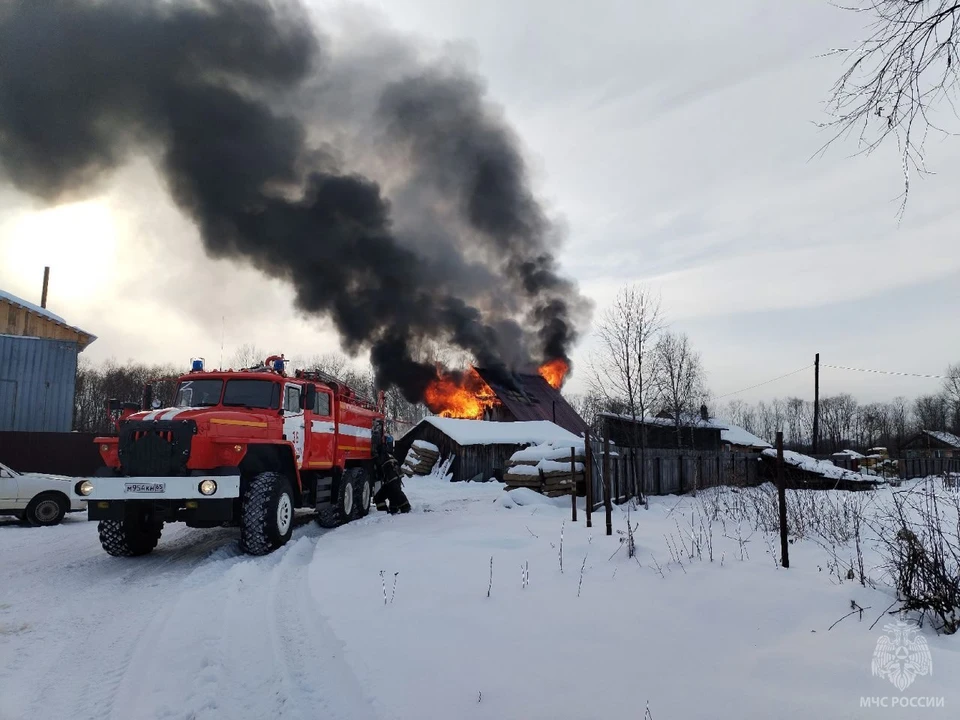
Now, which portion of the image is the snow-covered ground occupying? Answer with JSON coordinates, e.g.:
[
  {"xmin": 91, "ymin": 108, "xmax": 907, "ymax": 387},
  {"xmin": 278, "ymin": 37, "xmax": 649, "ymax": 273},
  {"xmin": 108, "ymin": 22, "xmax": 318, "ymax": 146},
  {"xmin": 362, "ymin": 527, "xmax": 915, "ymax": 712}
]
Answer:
[{"xmin": 1, "ymin": 479, "xmax": 958, "ymax": 719}]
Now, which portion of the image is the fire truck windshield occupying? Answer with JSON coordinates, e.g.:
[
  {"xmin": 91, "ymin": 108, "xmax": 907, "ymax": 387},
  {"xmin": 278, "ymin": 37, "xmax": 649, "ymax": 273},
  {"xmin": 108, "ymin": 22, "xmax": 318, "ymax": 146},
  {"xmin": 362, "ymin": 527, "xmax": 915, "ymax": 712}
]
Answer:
[
  {"xmin": 173, "ymin": 379, "xmax": 223, "ymax": 407},
  {"xmin": 222, "ymin": 379, "xmax": 281, "ymax": 409}
]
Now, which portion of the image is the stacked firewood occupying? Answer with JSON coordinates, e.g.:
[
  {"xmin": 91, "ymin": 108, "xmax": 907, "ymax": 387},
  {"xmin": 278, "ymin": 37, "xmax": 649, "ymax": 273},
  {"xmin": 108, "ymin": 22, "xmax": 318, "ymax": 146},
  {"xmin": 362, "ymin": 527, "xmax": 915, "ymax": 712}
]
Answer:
[
  {"xmin": 401, "ymin": 441, "xmax": 440, "ymax": 477},
  {"xmin": 503, "ymin": 443, "xmax": 586, "ymax": 497}
]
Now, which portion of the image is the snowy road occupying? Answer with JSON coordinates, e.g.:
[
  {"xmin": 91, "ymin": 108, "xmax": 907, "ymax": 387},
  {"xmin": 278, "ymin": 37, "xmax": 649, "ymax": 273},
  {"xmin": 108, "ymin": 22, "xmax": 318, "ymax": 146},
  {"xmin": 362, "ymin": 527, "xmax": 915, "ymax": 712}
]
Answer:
[
  {"xmin": 2, "ymin": 479, "xmax": 959, "ymax": 720},
  {"xmin": 0, "ymin": 512, "xmax": 380, "ymax": 720}
]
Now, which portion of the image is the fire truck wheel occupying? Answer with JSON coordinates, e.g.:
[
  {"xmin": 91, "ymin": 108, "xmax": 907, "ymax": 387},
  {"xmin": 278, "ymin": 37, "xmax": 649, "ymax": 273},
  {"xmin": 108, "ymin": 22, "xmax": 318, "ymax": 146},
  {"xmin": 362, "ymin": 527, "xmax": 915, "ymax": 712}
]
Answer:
[
  {"xmin": 239, "ymin": 471, "xmax": 295, "ymax": 556},
  {"xmin": 98, "ymin": 508, "xmax": 163, "ymax": 557},
  {"xmin": 355, "ymin": 474, "xmax": 372, "ymax": 518},
  {"xmin": 339, "ymin": 468, "xmax": 359, "ymax": 521}
]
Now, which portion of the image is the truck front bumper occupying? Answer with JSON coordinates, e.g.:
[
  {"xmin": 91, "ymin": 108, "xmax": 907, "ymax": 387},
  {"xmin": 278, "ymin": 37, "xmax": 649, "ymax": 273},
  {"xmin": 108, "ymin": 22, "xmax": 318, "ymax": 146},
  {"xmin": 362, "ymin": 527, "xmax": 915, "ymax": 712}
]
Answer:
[
  {"xmin": 81, "ymin": 475, "xmax": 241, "ymax": 501},
  {"xmin": 81, "ymin": 475, "xmax": 241, "ymax": 527}
]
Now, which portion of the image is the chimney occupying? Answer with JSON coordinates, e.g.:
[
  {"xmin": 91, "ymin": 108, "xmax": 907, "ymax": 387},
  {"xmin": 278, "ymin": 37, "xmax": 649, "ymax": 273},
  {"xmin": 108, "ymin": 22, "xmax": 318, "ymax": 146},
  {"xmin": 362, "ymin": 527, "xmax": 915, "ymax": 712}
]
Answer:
[
  {"xmin": 700, "ymin": 403, "xmax": 709, "ymax": 422},
  {"xmin": 41, "ymin": 266, "xmax": 50, "ymax": 308}
]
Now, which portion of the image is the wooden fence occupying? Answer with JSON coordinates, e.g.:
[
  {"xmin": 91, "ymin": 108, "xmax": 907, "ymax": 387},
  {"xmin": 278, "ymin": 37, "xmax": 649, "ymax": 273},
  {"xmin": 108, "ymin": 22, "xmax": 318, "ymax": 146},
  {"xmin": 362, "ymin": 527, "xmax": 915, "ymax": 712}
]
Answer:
[
  {"xmin": 588, "ymin": 443, "xmax": 761, "ymax": 506},
  {"xmin": 898, "ymin": 457, "xmax": 960, "ymax": 480}
]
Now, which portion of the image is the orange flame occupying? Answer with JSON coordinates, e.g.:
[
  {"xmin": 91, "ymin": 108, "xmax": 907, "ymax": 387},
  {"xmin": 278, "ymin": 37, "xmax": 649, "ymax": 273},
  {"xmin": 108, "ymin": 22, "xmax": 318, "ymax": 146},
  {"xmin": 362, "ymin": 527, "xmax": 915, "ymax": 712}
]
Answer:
[
  {"xmin": 538, "ymin": 358, "xmax": 569, "ymax": 390},
  {"xmin": 424, "ymin": 367, "xmax": 500, "ymax": 419}
]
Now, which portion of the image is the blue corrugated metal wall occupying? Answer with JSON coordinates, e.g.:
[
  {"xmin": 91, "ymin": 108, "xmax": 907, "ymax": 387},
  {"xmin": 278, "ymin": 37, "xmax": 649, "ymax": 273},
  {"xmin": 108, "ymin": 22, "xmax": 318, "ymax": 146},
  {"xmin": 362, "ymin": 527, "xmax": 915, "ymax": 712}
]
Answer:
[{"xmin": 0, "ymin": 335, "xmax": 79, "ymax": 432}]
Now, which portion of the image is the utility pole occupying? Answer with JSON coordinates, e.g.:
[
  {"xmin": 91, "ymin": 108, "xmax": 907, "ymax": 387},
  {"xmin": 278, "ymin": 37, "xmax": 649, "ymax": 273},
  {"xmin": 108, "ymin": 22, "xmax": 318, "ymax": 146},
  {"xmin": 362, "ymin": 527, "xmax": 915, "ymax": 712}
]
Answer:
[{"xmin": 812, "ymin": 353, "xmax": 820, "ymax": 454}]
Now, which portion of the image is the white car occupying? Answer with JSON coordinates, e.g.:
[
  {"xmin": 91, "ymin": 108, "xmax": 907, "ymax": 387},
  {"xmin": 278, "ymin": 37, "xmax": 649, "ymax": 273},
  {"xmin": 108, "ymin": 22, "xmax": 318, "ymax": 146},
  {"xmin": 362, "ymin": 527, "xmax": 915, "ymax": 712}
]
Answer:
[{"xmin": 0, "ymin": 462, "xmax": 87, "ymax": 526}]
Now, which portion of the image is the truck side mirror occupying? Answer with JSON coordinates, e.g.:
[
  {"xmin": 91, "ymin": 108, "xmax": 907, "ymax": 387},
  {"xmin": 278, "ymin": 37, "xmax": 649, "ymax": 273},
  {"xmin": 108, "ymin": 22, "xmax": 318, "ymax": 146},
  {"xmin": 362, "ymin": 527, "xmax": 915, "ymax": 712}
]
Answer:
[
  {"xmin": 301, "ymin": 383, "xmax": 317, "ymax": 411},
  {"xmin": 106, "ymin": 398, "xmax": 122, "ymax": 412}
]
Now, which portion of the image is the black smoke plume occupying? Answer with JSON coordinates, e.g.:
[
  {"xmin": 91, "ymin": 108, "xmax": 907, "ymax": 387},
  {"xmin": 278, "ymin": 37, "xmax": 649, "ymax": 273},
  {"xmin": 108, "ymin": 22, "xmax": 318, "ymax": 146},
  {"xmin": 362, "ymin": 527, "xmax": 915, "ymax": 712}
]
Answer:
[{"xmin": 0, "ymin": 0, "xmax": 590, "ymax": 401}]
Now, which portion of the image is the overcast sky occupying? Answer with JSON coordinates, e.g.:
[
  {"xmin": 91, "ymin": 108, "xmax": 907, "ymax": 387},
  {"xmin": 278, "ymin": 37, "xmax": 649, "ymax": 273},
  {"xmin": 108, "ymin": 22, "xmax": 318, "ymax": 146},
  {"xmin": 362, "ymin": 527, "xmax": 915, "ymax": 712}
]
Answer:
[{"xmin": 0, "ymin": 0, "xmax": 956, "ymax": 408}]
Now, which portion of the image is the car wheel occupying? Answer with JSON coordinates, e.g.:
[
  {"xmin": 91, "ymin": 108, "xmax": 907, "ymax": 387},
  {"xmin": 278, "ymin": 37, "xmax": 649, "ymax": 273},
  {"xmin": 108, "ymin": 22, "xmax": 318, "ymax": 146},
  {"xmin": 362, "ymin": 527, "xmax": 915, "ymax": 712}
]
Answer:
[{"xmin": 24, "ymin": 493, "xmax": 67, "ymax": 526}]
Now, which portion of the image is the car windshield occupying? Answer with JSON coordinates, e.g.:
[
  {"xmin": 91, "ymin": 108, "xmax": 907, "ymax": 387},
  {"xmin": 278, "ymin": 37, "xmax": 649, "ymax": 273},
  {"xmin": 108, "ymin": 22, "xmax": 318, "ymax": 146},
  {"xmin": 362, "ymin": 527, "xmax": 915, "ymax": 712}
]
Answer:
[
  {"xmin": 173, "ymin": 379, "xmax": 223, "ymax": 408},
  {"xmin": 222, "ymin": 379, "xmax": 280, "ymax": 409}
]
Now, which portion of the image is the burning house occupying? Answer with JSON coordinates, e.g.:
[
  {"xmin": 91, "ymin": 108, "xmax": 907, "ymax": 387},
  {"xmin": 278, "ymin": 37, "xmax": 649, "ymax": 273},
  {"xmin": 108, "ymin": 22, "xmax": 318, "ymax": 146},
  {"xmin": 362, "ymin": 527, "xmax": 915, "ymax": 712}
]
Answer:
[
  {"xmin": 422, "ymin": 360, "xmax": 588, "ymax": 437},
  {"xmin": 396, "ymin": 359, "xmax": 589, "ymax": 484}
]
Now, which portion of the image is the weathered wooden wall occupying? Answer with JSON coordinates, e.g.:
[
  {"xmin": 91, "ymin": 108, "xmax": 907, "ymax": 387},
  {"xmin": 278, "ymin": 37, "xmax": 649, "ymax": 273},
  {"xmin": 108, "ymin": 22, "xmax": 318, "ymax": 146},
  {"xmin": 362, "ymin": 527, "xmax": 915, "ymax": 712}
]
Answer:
[
  {"xmin": 588, "ymin": 443, "xmax": 761, "ymax": 505},
  {"xmin": 1, "ymin": 298, "xmax": 93, "ymax": 348}
]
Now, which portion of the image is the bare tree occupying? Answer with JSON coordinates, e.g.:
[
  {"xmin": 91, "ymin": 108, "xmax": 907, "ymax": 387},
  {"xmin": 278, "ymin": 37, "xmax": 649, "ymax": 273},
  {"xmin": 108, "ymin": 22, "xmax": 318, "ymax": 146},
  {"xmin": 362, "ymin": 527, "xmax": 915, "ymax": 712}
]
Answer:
[
  {"xmin": 230, "ymin": 343, "xmax": 267, "ymax": 369},
  {"xmin": 942, "ymin": 362, "xmax": 960, "ymax": 432},
  {"xmin": 820, "ymin": 393, "xmax": 860, "ymax": 452},
  {"xmin": 587, "ymin": 284, "xmax": 665, "ymax": 489},
  {"xmin": 653, "ymin": 331, "xmax": 708, "ymax": 449},
  {"xmin": 823, "ymin": 1, "xmax": 960, "ymax": 212},
  {"xmin": 786, "ymin": 397, "xmax": 813, "ymax": 449},
  {"xmin": 915, "ymin": 392, "xmax": 950, "ymax": 431}
]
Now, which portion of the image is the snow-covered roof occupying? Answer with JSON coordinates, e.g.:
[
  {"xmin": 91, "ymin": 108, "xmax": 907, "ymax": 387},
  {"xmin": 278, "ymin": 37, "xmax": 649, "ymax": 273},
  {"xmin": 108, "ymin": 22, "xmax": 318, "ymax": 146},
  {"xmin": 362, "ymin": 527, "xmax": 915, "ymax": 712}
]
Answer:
[
  {"xmin": 761, "ymin": 449, "xmax": 874, "ymax": 483},
  {"xmin": 422, "ymin": 417, "xmax": 583, "ymax": 446},
  {"xmin": 598, "ymin": 411, "xmax": 770, "ymax": 448},
  {"xmin": 833, "ymin": 449, "xmax": 865, "ymax": 459},
  {"xmin": 718, "ymin": 424, "xmax": 771, "ymax": 449},
  {"xmin": 923, "ymin": 430, "xmax": 960, "ymax": 449},
  {"xmin": 0, "ymin": 288, "xmax": 96, "ymax": 348}
]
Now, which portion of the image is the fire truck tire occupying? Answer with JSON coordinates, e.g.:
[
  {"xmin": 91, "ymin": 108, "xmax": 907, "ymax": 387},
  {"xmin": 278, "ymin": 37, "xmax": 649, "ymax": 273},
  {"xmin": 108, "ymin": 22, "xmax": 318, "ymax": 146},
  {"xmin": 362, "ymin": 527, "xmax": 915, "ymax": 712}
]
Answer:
[
  {"xmin": 355, "ymin": 473, "xmax": 372, "ymax": 518},
  {"xmin": 239, "ymin": 471, "xmax": 294, "ymax": 555},
  {"xmin": 316, "ymin": 469, "xmax": 359, "ymax": 528},
  {"xmin": 98, "ymin": 510, "xmax": 163, "ymax": 557}
]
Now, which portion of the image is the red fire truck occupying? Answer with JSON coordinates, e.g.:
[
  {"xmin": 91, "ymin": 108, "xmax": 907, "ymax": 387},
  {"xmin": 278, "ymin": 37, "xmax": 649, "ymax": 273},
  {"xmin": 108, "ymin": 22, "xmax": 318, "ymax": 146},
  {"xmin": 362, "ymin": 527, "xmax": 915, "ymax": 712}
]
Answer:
[{"xmin": 76, "ymin": 355, "xmax": 388, "ymax": 557}]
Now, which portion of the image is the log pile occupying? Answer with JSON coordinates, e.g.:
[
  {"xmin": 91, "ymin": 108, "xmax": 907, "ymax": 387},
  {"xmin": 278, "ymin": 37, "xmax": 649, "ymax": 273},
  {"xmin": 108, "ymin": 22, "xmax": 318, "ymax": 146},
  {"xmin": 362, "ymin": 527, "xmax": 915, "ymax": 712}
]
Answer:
[
  {"xmin": 401, "ymin": 441, "xmax": 440, "ymax": 477},
  {"xmin": 503, "ymin": 444, "xmax": 586, "ymax": 497}
]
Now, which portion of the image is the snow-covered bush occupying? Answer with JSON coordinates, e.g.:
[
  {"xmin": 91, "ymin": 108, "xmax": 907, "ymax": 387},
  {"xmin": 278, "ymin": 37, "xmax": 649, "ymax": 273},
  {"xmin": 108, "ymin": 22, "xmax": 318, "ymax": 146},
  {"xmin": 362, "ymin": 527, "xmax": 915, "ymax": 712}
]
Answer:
[{"xmin": 869, "ymin": 478, "xmax": 960, "ymax": 634}]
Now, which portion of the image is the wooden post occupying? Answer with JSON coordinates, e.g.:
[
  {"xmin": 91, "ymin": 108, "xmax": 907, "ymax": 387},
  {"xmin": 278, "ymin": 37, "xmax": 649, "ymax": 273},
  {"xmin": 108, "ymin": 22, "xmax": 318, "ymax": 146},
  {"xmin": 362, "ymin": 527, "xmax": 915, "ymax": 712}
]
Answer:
[
  {"xmin": 585, "ymin": 429, "xmax": 593, "ymax": 528},
  {"xmin": 812, "ymin": 353, "xmax": 820, "ymax": 454},
  {"xmin": 776, "ymin": 431, "xmax": 790, "ymax": 568},
  {"xmin": 570, "ymin": 446, "xmax": 577, "ymax": 522},
  {"xmin": 603, "ymin": 424, "xmax": 612, "ymax": 536},
  {"xmin": 613, "ymin": 448, "xmax": 623, "ymax": 502},
  {"xmin": 41, "ymin": 266, "xmax": 50, "ymax": 308}
]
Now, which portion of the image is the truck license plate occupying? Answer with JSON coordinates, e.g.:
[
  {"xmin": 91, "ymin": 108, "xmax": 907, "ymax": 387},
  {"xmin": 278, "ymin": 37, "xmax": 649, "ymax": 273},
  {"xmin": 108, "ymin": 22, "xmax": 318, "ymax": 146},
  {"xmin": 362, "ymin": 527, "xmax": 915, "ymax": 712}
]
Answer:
[{"xmin": 124, "ymin": 482, "xmax": 165, "ymax": 493}]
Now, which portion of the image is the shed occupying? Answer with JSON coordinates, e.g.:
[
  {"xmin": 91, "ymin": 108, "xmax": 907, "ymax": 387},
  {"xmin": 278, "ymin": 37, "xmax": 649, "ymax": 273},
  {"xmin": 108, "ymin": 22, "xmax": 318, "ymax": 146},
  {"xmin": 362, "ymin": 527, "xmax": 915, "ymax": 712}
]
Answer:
[
  {"xmin": 902, "ymin": 430, "xmax": 960, "ymax": 459},
  {"xmin": 0, "ymin": 289, "xmax": 96, "ymax": 431},
  {"xmin": 394, "ymin": 417, "xmax": 584, "ymax": 483}
]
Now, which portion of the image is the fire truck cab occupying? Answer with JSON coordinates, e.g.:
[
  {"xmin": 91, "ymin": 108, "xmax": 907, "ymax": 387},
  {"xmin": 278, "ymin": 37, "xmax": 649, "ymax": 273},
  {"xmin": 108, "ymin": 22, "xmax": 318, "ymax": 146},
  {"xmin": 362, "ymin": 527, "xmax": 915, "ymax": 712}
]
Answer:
[{"xmin": 77, "ymin": 356, "xmax": 388, "ymax": 557}]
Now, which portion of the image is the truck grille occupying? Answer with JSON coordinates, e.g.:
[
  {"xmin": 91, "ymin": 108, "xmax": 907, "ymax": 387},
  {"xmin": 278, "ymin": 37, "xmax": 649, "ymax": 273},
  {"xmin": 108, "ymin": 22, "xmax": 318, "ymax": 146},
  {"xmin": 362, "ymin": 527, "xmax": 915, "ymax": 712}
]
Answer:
[{"xmin": 119, "ymin": 420, "xmax": 196, "ymax": 477}]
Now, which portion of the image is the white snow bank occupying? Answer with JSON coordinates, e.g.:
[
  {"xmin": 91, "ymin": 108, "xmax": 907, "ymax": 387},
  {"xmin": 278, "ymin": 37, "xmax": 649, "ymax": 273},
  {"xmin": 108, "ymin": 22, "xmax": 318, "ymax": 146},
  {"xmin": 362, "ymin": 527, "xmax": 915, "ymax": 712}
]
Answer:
[
  {"xmin": 422, "ymin": 417, "xmax": 582, "ymax": 446},
  {"xmin": 412, "ymin": 439, "xmax": 439, "ymax": 453},
  {"xmin": 763, "ymin": 449, "xmax": 874, "ymax": 482},
  {"xmin": 495, "ymin": 487, "xmax": 573, "ymax": 509},
  {"xmin": 834, "ymin": 449, "xmax": 865, "ymax": 459}
]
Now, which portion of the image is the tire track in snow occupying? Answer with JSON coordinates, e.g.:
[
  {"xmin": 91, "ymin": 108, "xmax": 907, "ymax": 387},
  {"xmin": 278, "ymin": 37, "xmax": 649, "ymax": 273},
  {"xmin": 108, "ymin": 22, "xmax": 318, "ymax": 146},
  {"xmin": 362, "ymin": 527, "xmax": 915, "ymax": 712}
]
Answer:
[{"xmin": 265, "ymin": 537, "xmax": 380, "ymax": 720}]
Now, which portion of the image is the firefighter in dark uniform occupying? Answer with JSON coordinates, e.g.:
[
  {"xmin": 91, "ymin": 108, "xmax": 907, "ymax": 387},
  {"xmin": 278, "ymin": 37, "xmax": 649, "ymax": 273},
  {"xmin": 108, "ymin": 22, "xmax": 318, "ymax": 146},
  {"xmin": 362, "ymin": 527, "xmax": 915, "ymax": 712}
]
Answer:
[{"xmin": 373, "ymin": 435, "xmax": 411, "ymax": 514}]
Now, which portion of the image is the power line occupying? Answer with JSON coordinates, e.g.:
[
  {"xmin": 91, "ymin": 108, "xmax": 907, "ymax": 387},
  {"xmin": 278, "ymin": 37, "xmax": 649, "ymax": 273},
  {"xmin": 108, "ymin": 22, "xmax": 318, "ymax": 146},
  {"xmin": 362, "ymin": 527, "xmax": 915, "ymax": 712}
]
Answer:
[
  {"xmin": 821, "ymin": 364, "xmax": 948, "ymax": 380},
  {"xmin": 714, "ymin": 364, "xmax": 814, "ymax": 401}
]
